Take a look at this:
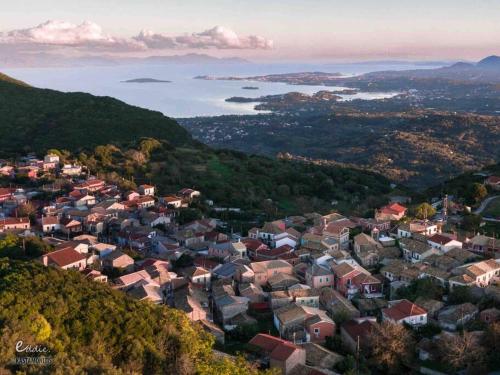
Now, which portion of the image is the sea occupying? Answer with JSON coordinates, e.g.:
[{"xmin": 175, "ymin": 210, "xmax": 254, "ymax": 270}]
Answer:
[{"xmin": 4, "ymin": 61, "xmax": 442, "ymax": 118}]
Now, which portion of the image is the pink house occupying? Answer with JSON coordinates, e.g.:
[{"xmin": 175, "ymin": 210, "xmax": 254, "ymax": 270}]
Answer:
[
  {"xmin": 250, "ymin": 260, "xmax": 293, "ymax": 286},
  {"xmin": 249, "ymin": 334, "xmax": 306, "ymax": 374},
  {"xmin": 305, "ymin": 264, "xmax": 334, "ymax": 289}
]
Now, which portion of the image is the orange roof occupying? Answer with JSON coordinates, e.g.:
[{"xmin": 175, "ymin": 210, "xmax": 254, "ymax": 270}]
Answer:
[
  {"xmin": 270, "ymin": 342, "xmax": 299, "ymax": 361},
  {"xmin": 46, "ymin": 248, "xmax": 85, "ymax": 267},
  {"xmin": 383, "ymin": 299, "xmax": 426, "ymax": 321},
  {"xmin": 249, "ymin": 333, "xmax": 285, "ymax": 352}
]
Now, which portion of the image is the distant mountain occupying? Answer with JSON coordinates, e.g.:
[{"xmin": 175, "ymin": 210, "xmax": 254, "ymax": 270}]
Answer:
[
  {"xmin": 142, "ymin": 53, "xmax": 249, "ymax": 65},
  {"xmin": 122, "ymin": 78, "xmax": 171, "ymax": 83},
  {"xmin": 0, "ymin": 52, "xmax": 250, "ymax": 68},
  {"xmin": 361, "ymin": 55, "xmax": 500, "ymax": 83},
  {"xmin": 477, "ymin": 55, "xmax": 500, "ymax": 68}
]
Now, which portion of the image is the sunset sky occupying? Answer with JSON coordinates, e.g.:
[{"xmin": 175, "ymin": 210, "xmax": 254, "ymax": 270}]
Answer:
[{"xmin": 1, "ymin": 0, "xmax": 499, "ymax": 62}]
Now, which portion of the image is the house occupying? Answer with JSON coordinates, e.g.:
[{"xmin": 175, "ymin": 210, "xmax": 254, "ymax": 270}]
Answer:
[
  {"xmin": 289, "ymin": 288, "xmax": 320, "ymax": 308},
  {"xmin": 427, "ymin": 233, "xmax": 462, "ymax": 252},
  {"xmin": 485, "ymin": 176, "xmax": 500, "ymax": 190},
  {"xmin": 322, "ymin": 220, "xmax": 351, "ymax": 249},
  {"xmin": 73, "ymin": 179, "xmax": 105, "ymax": 193},
  {"xmin": 127, "ymin": 284, "xmax": 163, "ymax": 304},
  {"xmin": 249, "ymin": 260, "xmax": 294, "ymax": 286},
  {"xmin": 60, "ymin": 218, "xmax": 83, "ymax": 235},
  {"xmin": 81, "ymin": 268, "xmax": 108, "ymax": 283},
  {"xmin": 466, "ymin": 234, "xmax": 500, "ymax": 257},
  {"xmin": 0, "ymin": 187, "xmax": 14, "ymax": 202},
  {"xmin": 178, "ymin": 188, "xmax": 201, "ymax": 199},
  {"xmin": 60, "ymin": 164, "xmax": 82, "ymax": 176},
  {"xmin": 375, "ymin": 202, "xmax": 407, "ymax": 221},
  {"xmin": 397, "ymin": 221, "xmax": 438, "ymax": 238},
  {"xmin": 382, "ymin": 299, "xmax": 427, "ymax": 327},
  {"xmin": 0, "ymin": 217, "xmax": 30, "ymax": 232},
  {"xmin": 438, "ymin": 303, "xmax": 478, "ymax": 331},
  {"xmin": 162, "ymin": 195, "xmax": 183, "ymax": 208},
  {"xmin": 134, "ymin": 195, "xmax": 155, "ymax": 209},
  {"xmin": 449, "ymin": 259, "xmax": 500, "ymax": 288},
  {"xmin": 239, "ymin": 282, "xmax": 267, "ymax": 304},
  {"xmin": 40, "ymin": 216, "xmax": 60, "ymax": 233},
  {"xmin": 249, "ymin": 334, "xmax": 306, "ymax": 375},
  {"xmin": 102, "ymin": 250, "xmax": 134, "ymax": 271},
  {"xmin": 353, "ymin": 233, "xmax": 382, "ymax": 267},
  {"xmin": 319, "ymin": 288, "xmax": 360, "ymax": 320},
  {"xmin": 138, "ymin": 184, "xmax": 155, "ymax": 196},
  {"xmin": 399, "ymin": 237, "xmax": 436, "ymax": 263},
  {"xmin": 332, "ymin": 262, "xmax": 368, "ymax": 299},
  {"xmin": 350, "ymin": 272, "xmax": 383, "ymax": 298},
  {"xmin": 41, "ymin": 248, "xmax": 86, "ymax": 270},
  {"xmin": 268, "ymin": 273, "xmax": 300, "ymax": 291},
  {"xmin": 184, "ymin": 266, "xmax": 211, "ymax": 286},
  {"xmin": 414, "ymin": 297, "xmax": 444, "ymax": 319},
  {"xmin": 215, "ymin": 294, "xmax": 250, "ymax": 325},
  {"xmin": 305, "ymin": 264, "xmax": 334, "ymax": 289},
  {"xmin": 174, "ymin": 286, "xmax": 209, "ymax": 321},
  {"xmin": 273, "ymin": 304, "xmax": 335, "ymax": 343},
  {"xmin": 340, "ymin": 318, "xmax": 376, "ymax": 354},
  {"xmin": 252, "ymin": 244, "xmax": 294, "ymax": 261}
]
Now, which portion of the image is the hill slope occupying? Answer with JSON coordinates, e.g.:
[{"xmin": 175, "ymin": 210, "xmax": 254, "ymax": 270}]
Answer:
[
  {"xmin": 0, "ymin": 258, "xmax": 264, "ymax": 374},
  {"xmin": 0, "ymin": 72, "xmax": 392, "ymax": 214},
  {"xmin": 0, "ymin": 75, "xmax": 192, "ymax": 155}
]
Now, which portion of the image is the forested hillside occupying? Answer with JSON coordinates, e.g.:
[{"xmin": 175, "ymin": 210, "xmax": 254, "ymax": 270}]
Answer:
[{"xmin": 0, "ymin": 258, "xmax": 269, "ymax": 374}]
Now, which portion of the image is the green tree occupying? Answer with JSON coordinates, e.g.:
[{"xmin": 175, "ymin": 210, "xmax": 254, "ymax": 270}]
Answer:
[{"xmin": 414, "ymin": 202, "xmax": 436, "ymax": 220}]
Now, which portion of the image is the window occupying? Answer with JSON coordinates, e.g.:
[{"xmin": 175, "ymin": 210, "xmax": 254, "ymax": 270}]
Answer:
[
  {"xmin": 314, "ymin": 328, "xmax": 320, "ymax": 334},
  {"xmin": 326, "ymin": 278, "xmax": 329, "ymax": 282},
  {"xmin": 420, "ymin": 316, "xmax": 423, "ymax": 321},
  {"xmin": 319, "ymin": 278, "xmax": 323, "ymax": 283}
]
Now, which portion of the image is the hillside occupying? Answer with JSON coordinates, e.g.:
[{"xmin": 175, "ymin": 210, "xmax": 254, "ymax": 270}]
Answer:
[
  {"xmin": 0, "ymin": 258, "xmax": 264, "ymax": 374},
  {"xmin": 0, "ymin": 75, "xmax": 192, "ymax": 155},
  {"xmin": 181, "ymin": 111, "xmax": 500, "ymax": 189},
  {"xmin": 0, "ymin": 72, "xmax": 392, "ymax": 215}
]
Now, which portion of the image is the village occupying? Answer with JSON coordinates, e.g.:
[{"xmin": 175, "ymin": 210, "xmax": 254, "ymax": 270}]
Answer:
[{"xmin": 1, "ymin": 152, "xmax": 500, "ymax": 375}]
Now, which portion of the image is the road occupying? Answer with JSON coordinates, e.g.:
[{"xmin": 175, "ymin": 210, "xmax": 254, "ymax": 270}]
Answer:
[{"xmin": 474, "ymin": 195, "xmax": 500, "ymax": 215}]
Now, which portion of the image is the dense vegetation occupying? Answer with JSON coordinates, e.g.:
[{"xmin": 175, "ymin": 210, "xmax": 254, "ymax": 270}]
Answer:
[
  {"xmin": 0, "ymin": 72, "xmax": 392, "ymax": 215},
  {"xmin": 0, "ymin": 74, "xmax": 192, "ymax": 155},
  {"xmin": 181, "ymin": 111, "xmax": 500, "ymax": 189},
  {"xmin": 0, "ymin": 258, "xmax": 271, "ymax": 375}
]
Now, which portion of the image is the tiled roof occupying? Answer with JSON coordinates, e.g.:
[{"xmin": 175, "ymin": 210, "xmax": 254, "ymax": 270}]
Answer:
[
  {"xmin": 46, "ymin": 248, "xmax": 85, "ymax": 267},
  {"xmin": 383, "ymin": 299, "xmax": 426, "ymax": 321}
]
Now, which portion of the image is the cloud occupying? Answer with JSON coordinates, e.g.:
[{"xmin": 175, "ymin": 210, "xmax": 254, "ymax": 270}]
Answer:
[
  {"xmin": 0, "ymin": 20, "xmax": 144, "ymax": 51},
  {"xmin": 0, "ymin": 21, "xmax": 273, "ymax": 53},
  {"xmin": 134, "ymin": 25, "xmax": 273, "ymax": 50}
]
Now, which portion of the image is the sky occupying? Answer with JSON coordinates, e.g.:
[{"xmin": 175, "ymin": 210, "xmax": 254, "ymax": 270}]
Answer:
[{"xmin": 1, "ymin": 0, "xmax": 500, "ymax": 62}]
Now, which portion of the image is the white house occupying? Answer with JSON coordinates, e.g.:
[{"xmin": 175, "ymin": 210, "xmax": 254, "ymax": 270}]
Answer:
[
  {"xmin": 138, "ymin": 184, "xmax": 155, "ymax": 196},
  {"xmin": 382, "ymin": 299, "xmax": 427, "ymax": 327},
  {"xmin": 427, "ymin": 234, "xmax": 462, "ymax": 253}
]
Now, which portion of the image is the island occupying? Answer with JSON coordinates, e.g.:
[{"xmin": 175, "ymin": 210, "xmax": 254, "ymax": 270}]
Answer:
[
  {"xmin": 122, "ymin": 78, "xmax": 171, "ymax": 83},
  {"xmin": 242, "ymin": 86, "xmax": 259, "ymax": 90}
]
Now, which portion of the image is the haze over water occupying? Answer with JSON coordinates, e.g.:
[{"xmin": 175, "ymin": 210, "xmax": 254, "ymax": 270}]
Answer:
[{"xmin": 4, "ymin": 61, "xmax": 441, "ymax": 118}]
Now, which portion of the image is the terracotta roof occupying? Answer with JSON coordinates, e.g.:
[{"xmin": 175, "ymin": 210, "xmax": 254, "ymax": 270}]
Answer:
[
  {"xmin": 383, "ymin": 299, "xmax": 426, "ymax": 321},
  {"xmin": 249, "ymin": 333, "xmax": 285, "ymax": 352},
  {"xmin": 270, "ymin": 342, "xmax": 300, "ymax": 361},
  {"xmin": 341, "ymin": 319, "xmax": 375, "ymax": 340},
  {"xmin": 46, "ymin": 248, "xmax": 85, "ymax": 267},
  {"xmin": 331, "ymin": 262, "xmax": 358, "ymax": 278},
  {"xmin": 428, "ymin": 234, "xmax": 454, "ymax": 245}
]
